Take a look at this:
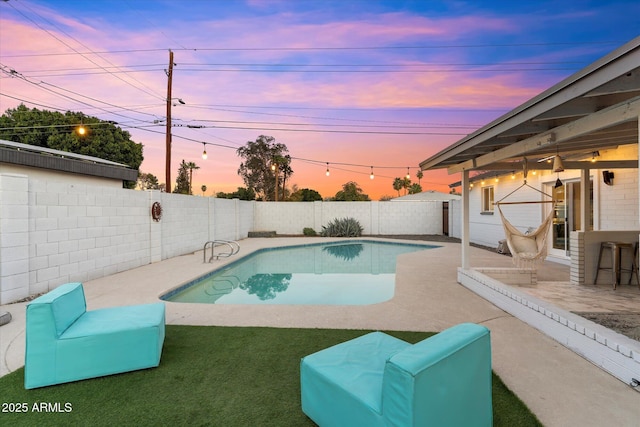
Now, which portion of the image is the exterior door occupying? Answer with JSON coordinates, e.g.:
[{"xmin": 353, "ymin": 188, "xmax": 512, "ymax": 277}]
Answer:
[{"xmin": 549, "ymin": 179, "xmax": 593, "ymax": 257}]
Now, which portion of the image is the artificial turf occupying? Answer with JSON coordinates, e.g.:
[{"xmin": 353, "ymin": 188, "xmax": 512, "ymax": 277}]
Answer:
[{"xmin": 0, "ymin": 325, "xmax": 542, "ymax": 426}]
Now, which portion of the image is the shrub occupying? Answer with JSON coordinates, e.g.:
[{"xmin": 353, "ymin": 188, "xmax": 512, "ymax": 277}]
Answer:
[
  {"xmin": 320, "ymin": 217, "xmax": 363, "ymax": 237},
  {"xmin": 303, "ymin": 227, "xmax": 317, "ymax": 236}
]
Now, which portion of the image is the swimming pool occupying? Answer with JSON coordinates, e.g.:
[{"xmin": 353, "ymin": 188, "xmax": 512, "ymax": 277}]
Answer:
[{"xmin": 162, "ymin": 240, "xmax": 438, "ymax": 305}]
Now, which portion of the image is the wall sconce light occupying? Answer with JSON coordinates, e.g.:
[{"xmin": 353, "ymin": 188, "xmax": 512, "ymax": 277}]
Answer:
[{"xmin": 603, "ymin": 170, "xmax": 614, "ymax": 186}]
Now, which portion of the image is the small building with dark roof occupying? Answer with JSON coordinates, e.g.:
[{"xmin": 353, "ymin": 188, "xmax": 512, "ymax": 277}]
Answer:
[{"xmin": 0, "ymin": 139, "xmax": 138, "ymax": 187}]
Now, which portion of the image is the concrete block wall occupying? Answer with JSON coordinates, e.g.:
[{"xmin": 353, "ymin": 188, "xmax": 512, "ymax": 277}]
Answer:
[
  {"xmin": 598, "ymin": 168, "xmax": 639, "ymax": 230},
  {"xmin": 378, "ymin": 201, "xmax": 442, "ymax": 234},
  {"xmin": 27, "ymin": 179, "xmax": 151, "ymax": 298},
  {"xmin": 212, "ymin": 198, "xmax": 251, "ymax": 241},
  {"xmin": 252, "ymin": 202, "xmax": 315, "ymax": 234},
  {"xmin": 253, "ymin": 201, "xmax": 446, "ymax": 235},
  {"xmin": 320, "ymin": 202, "xmax": 375, "ymax": 234},
  {"xmin": 160, "ymin": 192, "xmax": 209, "ymax": 260},
  {"xmin": 0, "ymin": 173, "xmax": 255, "ymax": 304},
  {"xmin": 0, "ymin": 174, "xmax": 29, "ymax": 303}
]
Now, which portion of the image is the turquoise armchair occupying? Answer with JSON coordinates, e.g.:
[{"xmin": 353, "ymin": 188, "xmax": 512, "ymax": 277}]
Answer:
[
  {"xmin": 25, "ymin": 282, "xmax": 165, "ymax": 389},
  {"xmin": 301, "ymin": 323, "xmax": 492, "ymax": 426}
]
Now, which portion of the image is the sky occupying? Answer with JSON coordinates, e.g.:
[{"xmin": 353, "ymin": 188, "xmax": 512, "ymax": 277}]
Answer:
[{"xmin": 1, "ymin": 1, "xmax": 639, "ymax": 200}]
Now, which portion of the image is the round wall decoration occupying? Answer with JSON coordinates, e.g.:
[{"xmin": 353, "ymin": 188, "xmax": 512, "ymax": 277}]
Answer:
[{"xmin": 151, "ymin": 202, "xmax": 163, "ymax": 222}]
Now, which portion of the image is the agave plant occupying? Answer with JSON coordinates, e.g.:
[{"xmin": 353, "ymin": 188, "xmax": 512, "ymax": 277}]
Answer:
[{"xmin": 320, "ymin": 217, "xmax": 363, "ymax": 237}]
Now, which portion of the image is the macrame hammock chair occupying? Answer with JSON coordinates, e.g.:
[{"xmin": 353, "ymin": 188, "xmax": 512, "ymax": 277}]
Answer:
[{"xmin": 495, "ymin": 171, "xmax": 556, "ymax": 268}]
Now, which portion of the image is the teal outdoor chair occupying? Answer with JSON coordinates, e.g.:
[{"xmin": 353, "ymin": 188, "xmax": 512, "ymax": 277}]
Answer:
[
  {"xmin": 301, "ymin": 323, "xmax": 492, "ymax": 426},
  {"xmin": 25, "ymin": 282, "xmax": 165, "ymax": 389}
]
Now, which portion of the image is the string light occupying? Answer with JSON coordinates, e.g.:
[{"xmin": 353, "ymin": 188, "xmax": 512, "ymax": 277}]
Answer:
[
  {"xmin": 325, "ymin": 162, "xmax": 330, "ymax": 176},
  {"xmin": 511, "ymin": 172, "xmax": 516, "ymax": 179},
  {"xmin": 201, "ymin": 143, "xmax": 207, "ymax": 160},
  {"xmin": 370, "ymin": 166, "xmax": 374, "ymax": 180},
  {"xmin": 405, "ymin": 167, "xmax": 410, "ymax": 179}
]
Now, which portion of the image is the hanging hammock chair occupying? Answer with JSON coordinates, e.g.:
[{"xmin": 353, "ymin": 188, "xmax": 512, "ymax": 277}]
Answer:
[{"xmin": 495, "ymin": 180, "xmax": 556, "ymax": 268}]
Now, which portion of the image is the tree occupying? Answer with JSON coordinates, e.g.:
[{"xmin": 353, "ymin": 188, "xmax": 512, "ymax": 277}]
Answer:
[
  {"xmin": 408, "ymin": 183, "xmax": 422, "ymax": 194},
  {"xmin": 0, "ymin": 104, "xmax": 143, "ymax": 188},
  {"xmin": 137, "ymin": 172, "xmax": 160, "ymax": 190},
  {"xmin": 174, "ymin": 160, "xmax": 191, "ymax": 194},
  {"xmin": 216, "ymin": 187, "xmax": 256, "ymax": 201},
  {"xmin": 392, "ymin": 178, "xmax": 403, "ymax": 196},
  {"xmin": 185, "ymin": 161, "xmax": 200, "ymax": 194},
  {"xmin": 237, "ymin": 135, "xmax": 292, "ymax": 201},
  {"xmin": 201, "ymin": 184, "xmax": 207, "ymax": 196},
  {"xmin": 332, "ymin": 181, "xmax": 370, "ymax": 201},
  {"xmin": 416, "ymin": 169, "xmax": 423, "ymax": 185},
  {"xmin": 289, "ymin": 188, "xmax": 323, "ymax": 201},
  {"xmin": 402, "ymin": 177, "xmax": 411, "ymax": 195}
]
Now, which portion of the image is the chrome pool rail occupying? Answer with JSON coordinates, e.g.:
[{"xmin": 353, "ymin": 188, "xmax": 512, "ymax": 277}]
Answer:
[{"xmin": 203, "ymin": 240, "xmax": 240, "ymax": 262}]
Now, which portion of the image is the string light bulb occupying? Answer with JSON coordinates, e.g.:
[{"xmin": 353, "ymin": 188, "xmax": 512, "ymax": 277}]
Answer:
[
  {"xmin": 325, "ymin": 163, "xmax": 330, "ymax": 177},
  {"xmin": 511, "ymin": 172, "xmax": 516, "ymax": 179},
  {"xmin": 202, "ymin": 143, "xmax": 207, "ymax": 160},
  {"xmin": 406, "ymin": 167, "xmax": 410, "ymax": 179},
  {"xmin": 370, "ymin": 166, "xmax": 374, "ymax": 180}
]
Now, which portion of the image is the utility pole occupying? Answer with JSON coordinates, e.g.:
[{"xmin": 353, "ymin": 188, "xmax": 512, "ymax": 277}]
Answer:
[{"xmin": 165, "ymin": 50, "xmax": 174, "ymax": 193}]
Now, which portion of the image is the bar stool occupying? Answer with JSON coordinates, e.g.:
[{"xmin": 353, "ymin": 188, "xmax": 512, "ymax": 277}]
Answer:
[{"xmin": 594, "ymin": 241, "xmax": 639, "ymax": 289}]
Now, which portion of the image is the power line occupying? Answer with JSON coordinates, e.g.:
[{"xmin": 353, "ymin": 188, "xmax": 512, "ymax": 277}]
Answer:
[
  {"xmin": 0, "ymin": 40, "xmax": 623, "ymax": 58},
  {"xmin": 5, "ymin": 0, "xmax": 165, "ymax": 101}
]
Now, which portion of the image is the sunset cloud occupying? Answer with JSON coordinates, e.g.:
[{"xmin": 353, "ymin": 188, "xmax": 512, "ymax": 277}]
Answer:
[{"xmin": 1, "ymin": 1, "xmax": 637, "ymax": 199}]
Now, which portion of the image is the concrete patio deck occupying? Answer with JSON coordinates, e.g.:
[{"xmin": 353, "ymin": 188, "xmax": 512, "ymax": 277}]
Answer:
[{"xmin": 1, "ymin": 237, "xmax": 638, "ymax": 426}]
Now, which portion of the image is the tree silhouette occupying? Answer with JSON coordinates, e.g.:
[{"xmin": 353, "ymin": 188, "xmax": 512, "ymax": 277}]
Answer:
[{"xmin": 174, "ymin": 160, "xmax": 191, "ymax": 194}]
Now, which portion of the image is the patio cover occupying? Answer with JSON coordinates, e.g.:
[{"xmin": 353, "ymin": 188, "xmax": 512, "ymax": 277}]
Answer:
[{"xmin": 419, "ymin": 36, "xmax": 640, "ymax": 268}]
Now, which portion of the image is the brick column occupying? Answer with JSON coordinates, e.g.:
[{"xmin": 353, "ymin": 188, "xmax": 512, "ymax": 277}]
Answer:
[{"xmin": 570, "ymin": 231, "xmax": 585, "ymax": 285}]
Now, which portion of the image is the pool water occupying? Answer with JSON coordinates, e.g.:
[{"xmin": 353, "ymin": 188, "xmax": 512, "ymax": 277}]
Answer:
[{"xmin": 162, "ymin": 240, "xmax": 437, "ymax": 305}]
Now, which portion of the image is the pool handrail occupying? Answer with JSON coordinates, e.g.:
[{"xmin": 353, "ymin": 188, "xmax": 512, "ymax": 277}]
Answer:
[{"xmin": 203, "ymin": 240, "xmax": 240, "ymax": 262}]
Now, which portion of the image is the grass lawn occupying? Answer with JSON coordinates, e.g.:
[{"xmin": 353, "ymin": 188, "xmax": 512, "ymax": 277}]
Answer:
[{"xmin": 0, "ymin": 325, "xmax": 542, "ymax": 426}]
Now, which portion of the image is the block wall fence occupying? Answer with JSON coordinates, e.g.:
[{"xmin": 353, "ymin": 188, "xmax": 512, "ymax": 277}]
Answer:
[{"xmin": 0, "ymin": 173, "xmax": 449, "ymax": 304}]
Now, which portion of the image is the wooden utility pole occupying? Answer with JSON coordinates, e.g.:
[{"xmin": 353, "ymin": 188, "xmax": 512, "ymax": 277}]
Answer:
[{"xmin": 165, "ymin": 50, "xmax": 174, "ymax": 193}]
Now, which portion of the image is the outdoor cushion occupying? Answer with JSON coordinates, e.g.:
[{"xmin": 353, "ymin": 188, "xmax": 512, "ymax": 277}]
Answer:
[
  {"xmin": 25, "ymin": 282, "xmax": 165, "ymax": 389},
  {"xmin": 301, "ymin": 323, "xmax": 492, "ymax": 427}
]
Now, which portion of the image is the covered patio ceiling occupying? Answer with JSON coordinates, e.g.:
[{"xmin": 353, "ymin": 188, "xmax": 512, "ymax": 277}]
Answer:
[{"xmin": 420, "ymin": 36, "xmax": 640, "ymax": 174}]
